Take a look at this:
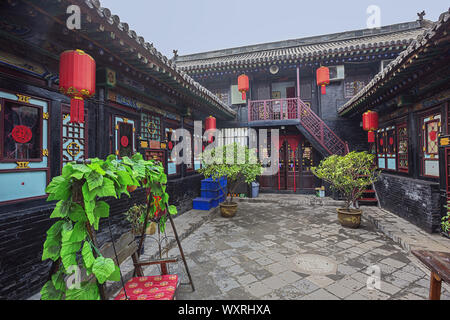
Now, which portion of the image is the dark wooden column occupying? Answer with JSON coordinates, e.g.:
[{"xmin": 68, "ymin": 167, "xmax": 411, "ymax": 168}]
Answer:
[
  {"xmin": 97, "ymin": 87, "xmax": 106, "ymax": 159},
  {"xmin": 408, "ymin": 110, "xmax": 418, "ymax": 179},
  {"xmin": 49, "ymin": 99, "xmax": 62, "ymax": 178}
]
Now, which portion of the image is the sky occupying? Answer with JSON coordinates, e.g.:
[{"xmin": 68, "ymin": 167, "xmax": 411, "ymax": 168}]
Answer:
[{"xmin": 101, "ymin": 0, "xmax": 449, "ymax": 58}]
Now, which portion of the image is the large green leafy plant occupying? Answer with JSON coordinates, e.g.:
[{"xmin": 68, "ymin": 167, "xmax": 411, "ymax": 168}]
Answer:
[
  {"xmin": 442, "ymin": 207, "xmax": 450, "ymax": 236},
  {"xmin": 311, "ymin": 151, "xmax": 380, "ymax": 210},
  {"xmin": 40, "ymin": 153, "xmax": 177, "ymax": 300},
  {"xmin": 199, "ymin": 143, "xmax": 264, "ymax": 204}
]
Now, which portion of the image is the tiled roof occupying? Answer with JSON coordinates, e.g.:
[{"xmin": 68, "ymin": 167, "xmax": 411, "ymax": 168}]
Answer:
[
  {"xmin": 77, "ymin": 0, "xmax": 236, "ymax": 118},
  {"xmin": 176, "ymin": 22, "xmax": 428, "ymax": 72},
  {"xmin": 338, "ymin": 9, "xmax": 450, "ymax": 116}
]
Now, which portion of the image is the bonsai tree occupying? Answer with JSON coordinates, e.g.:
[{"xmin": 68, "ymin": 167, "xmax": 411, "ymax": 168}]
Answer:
[
  {"xmin": 311, "ymin": 151, "xmax": 380, "ymax": 211},
  {"xmin": 199, "ymin": 142, "xmax": 263, "ymax": 204}
]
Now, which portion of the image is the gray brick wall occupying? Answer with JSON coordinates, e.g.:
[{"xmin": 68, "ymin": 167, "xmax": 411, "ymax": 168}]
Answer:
[{"xmin": 375, "ymin": 173, "xmax": 442, "ymax": 233}]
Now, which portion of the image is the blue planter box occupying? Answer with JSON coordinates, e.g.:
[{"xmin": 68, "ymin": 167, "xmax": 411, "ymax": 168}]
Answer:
[
  {"xmin": 201, "ymin": 177, "xmax": 227, "ymax": 190},
  {"xmin": 211, "ymin": 195, "xmax": 221, "ymax": 208},
  {"xmin": 193, "ymin": 197, "xmax": 213, "ymax": 211},
  {"xmin": 201, "ymin": 187, "xmax": 225, "ymax": 199}
]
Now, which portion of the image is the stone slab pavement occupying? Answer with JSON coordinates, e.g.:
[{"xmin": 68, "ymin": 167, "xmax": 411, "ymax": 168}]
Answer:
[{"xmin": 141, "ymin": 195, "xmax": 450, "ymax": 300}]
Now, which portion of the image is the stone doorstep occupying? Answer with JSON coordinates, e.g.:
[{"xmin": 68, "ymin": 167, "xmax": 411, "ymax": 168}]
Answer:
[{"xmin": 235, "ymin": 195, "xmax": 345, "ymax": 207}]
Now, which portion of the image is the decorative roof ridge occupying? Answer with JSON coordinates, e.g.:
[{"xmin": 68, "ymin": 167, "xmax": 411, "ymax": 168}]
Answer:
[
  {"xmin": 175, "ymin": 21, "xmax": 424, "ymax": 63},
  {"xmin": 82, "ymin": 0, "xmax": 235, "ymax": 116},
  {"xmin": 337, "ymin": 9, "xmax": 450, "ymax": 116}
]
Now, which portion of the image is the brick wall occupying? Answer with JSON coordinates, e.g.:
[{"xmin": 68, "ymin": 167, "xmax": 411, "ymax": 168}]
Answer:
[{"xmin": 374, "ymin": 173, "xmax": 442, "ymax": 233}]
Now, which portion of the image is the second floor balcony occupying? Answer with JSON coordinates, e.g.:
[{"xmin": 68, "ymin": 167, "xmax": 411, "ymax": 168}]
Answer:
[{"xmin": 248, "ymin": 97, "xmax": 305, "ymax": 122}]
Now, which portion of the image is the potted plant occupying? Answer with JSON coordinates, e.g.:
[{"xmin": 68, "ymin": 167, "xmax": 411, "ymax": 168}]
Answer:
[
  {"xmin": 311, "ymin": 151, "xmax": 380, "ymax": 228},
  {"xmin": 199, "ymin": 143, "xmax": 263, "ymax": 218},
  {"xmin": 124, "ymin": 203, "xmax": 157, "ymax": 254}
]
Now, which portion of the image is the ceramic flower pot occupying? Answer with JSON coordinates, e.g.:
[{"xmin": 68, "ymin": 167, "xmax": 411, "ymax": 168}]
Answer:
[
  {"xmin": 127, "ymin": 185, "xmax": 137, "ymax": 193},
  {"xmin": 336, "ymin": 208, "xmax": 363, "ymax": 228},
  {"xmin": 220, "ymin": 202, "xmax": 238, "ymax": 218}
]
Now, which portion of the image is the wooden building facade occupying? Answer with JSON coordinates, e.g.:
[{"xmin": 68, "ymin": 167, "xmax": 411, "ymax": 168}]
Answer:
[
  {"xmin": 0, "ymin": 0, "xmax": 235, "ymax": 299},
  {"xmin": 338, "ymin": 9, "xmax": 450, "ymax": 234},
  {"xmin": 175, "ymin": 18, "xmax": 431, "ymax": 194}
]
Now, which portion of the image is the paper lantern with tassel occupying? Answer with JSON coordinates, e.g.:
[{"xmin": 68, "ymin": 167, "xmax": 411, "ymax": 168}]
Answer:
[{"xmin": 59, "ymin": 49, "xmax": 96, "ymax": 124}]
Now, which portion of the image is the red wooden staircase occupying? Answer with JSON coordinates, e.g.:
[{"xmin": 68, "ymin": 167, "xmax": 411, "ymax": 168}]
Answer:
[
  {"xmin": 297, "ymin": 99, "xmax": 349, "ymax": 156},
  {"xmin": 357, "ymin": 184, "xmax": 379, "ymax": 207}
]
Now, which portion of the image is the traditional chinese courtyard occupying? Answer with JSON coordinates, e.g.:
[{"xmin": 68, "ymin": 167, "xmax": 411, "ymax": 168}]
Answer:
[{"xmin": 131, "ymin": 195, "xmax": 450, "ymax": 300}]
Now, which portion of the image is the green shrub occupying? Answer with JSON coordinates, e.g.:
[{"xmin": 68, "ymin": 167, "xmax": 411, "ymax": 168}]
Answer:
[
  {"xmin": 311, "ymin": 151, "xmax": 380, "ymax": 210},
  {"xmin": 199, "ymin": 143, "xmax": 264, "ymax": 203}
]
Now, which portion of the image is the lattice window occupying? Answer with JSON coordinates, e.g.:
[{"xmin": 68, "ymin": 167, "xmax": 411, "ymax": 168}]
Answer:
[
  {"xmin": 193, "ymin": 132, "xmax": 202, "ymax": 171},
  {"xmin": 141, "ymin": 113, "xmax": 161, "ymax": 142},
  {"xmin": 301, "ymin": 141, "xmax": 314, "ymax": 172},
  {"xmin": 166, "ymin": 127, "xmax": 178, "ymax": 175},
  {"xmin": 386, "ymin": 127, "xmax": 396, "ymax": 171},
  {"xmin": 397, "ymin": 124, "xmax": 408, "ymax": 172},
  {"xmin": 421, "ymin": 113, "xmax": 441, "ymax": 177},
  {"xmin": 185, "ymin": 131, "xmax": 193, "ymax": 171},
  {"xmin": 376, "ymin": 129, "xmax": 386, "ymax": 169},
  {"xmin": 377, "ymin": 126, "xmax": 397, "ymax": 171},
  {"xmin": 62, "ymin": 110, "xmax": 87, "ymax": 166},
  {"xmin": 286, "ymin": 144, "xmax": 299, "ymax": 172}
]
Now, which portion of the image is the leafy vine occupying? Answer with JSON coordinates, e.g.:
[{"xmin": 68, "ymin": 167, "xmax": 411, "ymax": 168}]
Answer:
[{"xmin": 40, "ymin": 153, "xmax": 177, "ymax": 300}]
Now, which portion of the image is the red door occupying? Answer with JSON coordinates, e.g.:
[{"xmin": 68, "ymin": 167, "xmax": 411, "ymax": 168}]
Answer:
[{"xmin": 278, "ymin": 136, "xmax": 300, "ymax": 191}]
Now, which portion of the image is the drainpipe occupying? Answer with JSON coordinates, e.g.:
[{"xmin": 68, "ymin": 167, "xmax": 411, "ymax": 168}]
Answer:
[{"xmin": 296, "ymin": 66, "xmax": 301, "ymax": 98}]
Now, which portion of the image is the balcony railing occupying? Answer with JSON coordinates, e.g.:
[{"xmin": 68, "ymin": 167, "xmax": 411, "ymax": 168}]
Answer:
[
  {"xmin": 248, "ymin": 97, "xmax": 349, "ymax": 156},
  {"xmin": 248, "ymin": 98, "xmax": 300, "ymax": 122}
]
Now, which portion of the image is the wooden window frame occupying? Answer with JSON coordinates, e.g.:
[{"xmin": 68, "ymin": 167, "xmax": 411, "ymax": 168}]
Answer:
[
  {"xmin": 61, "ymin": 104, "xmax": 88, "ymax": 169},
  {"xmin": 396, "ymin": 122, "xmax": 409, "ymax": 173},
  {"xmin": 0, "ymin": 98, "xmax": 43, "ymax": 163},
  {"xmin": 419, "ymin": 108, "xmax": 441, "ymax": 179}
]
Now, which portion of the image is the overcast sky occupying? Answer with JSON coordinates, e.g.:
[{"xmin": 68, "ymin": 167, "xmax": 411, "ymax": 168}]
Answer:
[{"xmin": 101, "ymin": 0, "xmax": 449, "ymax": 57}]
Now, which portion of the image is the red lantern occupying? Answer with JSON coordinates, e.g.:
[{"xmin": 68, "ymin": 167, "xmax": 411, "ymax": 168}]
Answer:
[
  {"xmin": 238, "ymin": 74, "xmax": 249, "ymax": 100},
  {"xmin": 316, "ymin": 67, "xmax": 330, "ymax": 95},
  {"xmin": 363, "ymin": 110, "xmax": 379, "ymax": 143},
  {"xmin": 205, "ymin": 116, "xmax": 216, "ymax": 143},
  {"xmin": 59, "ymin": 49, "xmax": 96, "ymax": 124}
]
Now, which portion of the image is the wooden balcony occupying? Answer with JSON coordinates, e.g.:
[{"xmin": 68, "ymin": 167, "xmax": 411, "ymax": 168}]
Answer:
[
  {"xmin": 248, "ymin": 97, "xmax": 349, "ymax": 156},
  {"xmin": 248, "ymin": 98, "xmax": 301, "ymax": 122}
]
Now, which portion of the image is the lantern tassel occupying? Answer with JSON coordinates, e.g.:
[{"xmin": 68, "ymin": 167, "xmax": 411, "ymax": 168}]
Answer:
[
  {"xmin": 368, "ymin": 131, "xmax": 375, "ymax": 143},
  {"xmin": 321, "ymin": 85, "xmax": 326, "ymax": 95},
  {"xmin": 70, "ymin": 97, "xmax": 84, "ymax": 124},
  {"xmin": 241, "ymin": 91, "xmax": 247, "ymax": 101}
]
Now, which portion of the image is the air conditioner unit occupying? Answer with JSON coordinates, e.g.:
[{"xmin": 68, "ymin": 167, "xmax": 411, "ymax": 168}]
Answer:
[
  {"xmin": 328, "ymin": 65, "xmax": 345, "ymax": 81},
  {"xmin": 380, "ymin": 59, "xmax": 394, "ymax": 72}
]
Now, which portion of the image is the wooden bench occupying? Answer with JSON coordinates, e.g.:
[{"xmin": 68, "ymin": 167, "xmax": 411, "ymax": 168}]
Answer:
[
  {"xmin": 98, "ymin": 231, "xmax": 180, "ymax": 300},
  {"xmin": 412, "ymin": 250, "xmax": 450, "ymax": 300}
]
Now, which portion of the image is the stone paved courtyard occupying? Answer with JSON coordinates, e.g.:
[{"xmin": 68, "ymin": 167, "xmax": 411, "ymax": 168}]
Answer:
[{"xmin": 161, "ymin": 200, "xmax": 450, "ymax": 300}]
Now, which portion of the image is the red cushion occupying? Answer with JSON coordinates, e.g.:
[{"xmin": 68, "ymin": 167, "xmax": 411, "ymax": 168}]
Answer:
[{"xmin": 114, "ymin": 274, "xmax": 178, "ymax": 300}]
